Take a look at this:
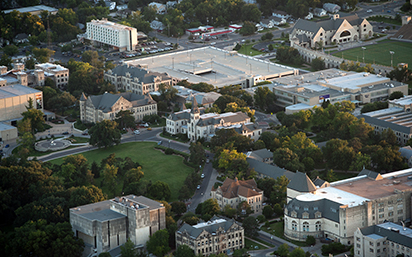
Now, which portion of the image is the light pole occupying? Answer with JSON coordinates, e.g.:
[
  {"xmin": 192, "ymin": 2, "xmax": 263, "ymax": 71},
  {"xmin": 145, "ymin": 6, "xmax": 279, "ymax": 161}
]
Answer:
[
  {"xmin": 390, "ymin": 51, "xmax": 395, "ymax": 67},
  {"xmin": 249, "ymin": 63, "xmax": 252, "ymax": 75},
  {"xmin": 210, "ymin": 57, "xmax": 214, "ymax": 69},
  {"xmin": 362, "ymin": 47, "xmax": 366, "ymax": 63},
  {"xmin": 172, "ymin": 57, "xmax": 174, "ymax": 69}
]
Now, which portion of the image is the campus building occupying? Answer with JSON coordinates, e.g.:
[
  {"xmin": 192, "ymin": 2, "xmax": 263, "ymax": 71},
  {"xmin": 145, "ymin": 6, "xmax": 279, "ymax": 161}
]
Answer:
[
  {"xmin": 86, "ymin": 19, "xmax": 138, "ymax": 52},
  {"xmin": 4, "ymin": 5, "xmax": 58, "ymax": 15},
  {"xmin": 284, "ymin": 168, "xmax": 412, "ymax": 245},
  {"xmin": 35, "ymin": 63, "xmax": 69, "ymax": 89},
  {"xmin": 104, "ymin": 64, "xmax": 173, "ymax": 95},
  {"xmin": 354, "ymin": 222, "xmax": 412, "ymax": 257},
  {"xmin": 166, "ymin": 98, "xmax": 261, "ymax": 141},
  {"xmin": 176, "ymin": 216, "xmax": 244, "ymax": 256},
  {"xmin": 211, "ymin": 178, "xmax": 264, "ymax": 214},
  {"xmin": 79, "ymin": 91, "xmax": 157, "ymax": 123},
  {"xmin": 290, "ymin": 14, "xmax": 373, "ymax": 48},
  {"xmin": 70, "ymin": 195, "xmax": 166, "ymax": 256}
]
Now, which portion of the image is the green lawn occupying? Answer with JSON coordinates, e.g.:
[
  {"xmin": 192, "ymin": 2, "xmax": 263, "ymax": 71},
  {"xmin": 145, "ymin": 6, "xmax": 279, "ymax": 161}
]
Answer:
[
  {"xmin": 238, "ymin": 44, "xmax": 264, "ymax": 56},
  {"xmin": 244, "ymin": 238, "xmax": 268, "ymax": 250},
  {"xmin": 49, "ymin": 142, "xmax": 194, "ymax": 201},
  {"xmin": 261, "ymin": 221, "xmax": 307, "ymax": 247},
  {"xmin": 333, "ymin": 41, "xmax": 412, "ymax": 67}
]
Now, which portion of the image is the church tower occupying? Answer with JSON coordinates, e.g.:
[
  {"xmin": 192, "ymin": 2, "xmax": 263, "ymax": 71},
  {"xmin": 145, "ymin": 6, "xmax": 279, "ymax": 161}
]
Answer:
[{"xmin": 188, "ymin": 97, "xmax": 200, "ymax": 141}]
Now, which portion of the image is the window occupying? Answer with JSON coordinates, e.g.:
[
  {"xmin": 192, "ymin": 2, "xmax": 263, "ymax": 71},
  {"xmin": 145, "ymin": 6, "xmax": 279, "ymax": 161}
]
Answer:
[
  {"xmin": 316, "ymin": 221, "xmax": 321, "ymax": 231},
  {"xmin": 370, "ymin": 242, "xmax": 374, "ymax": 246},
  {"xmin": 303, "ymin": 222, "xmax": 309, "ymax": 232},
  {"xmin": 379, "ymin": 208, "xmax": 384, "ymax": 213},
  {"xmin": 292, "ymin": 221, "xmax": 297, "ymax": 231},
  {"xmin": 379, "ymin": 214, "xmax": 384, "ymax": 218}
]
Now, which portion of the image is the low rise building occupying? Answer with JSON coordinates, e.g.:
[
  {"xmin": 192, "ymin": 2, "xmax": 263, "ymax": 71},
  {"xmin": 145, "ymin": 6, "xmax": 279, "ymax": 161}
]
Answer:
[
  {"xmin": 323, "ymin": 3, "xmax": 341, "ymax": 13},
  {"xmin": 104, "ymin": 64, "xmax": 173, "ymax": 95},
  {"xmin": 176, "ymin": 216, "xmax": 244, "ymax": 256},
  {"xmin": 86, "ymin": 19, "xmax": 138, "ymax": 52},
  {"xmin": 246, "ymin": 158, "xmax": 294, "ymax": 180},
  {"xmin": 399, "ymin": 146, "xmax": 412, "ymax": 167},
  {"xmin": 284, "ymin": 168, "xmax": 412, "ymax": 245},
  {"xmin": 70, "ymin": 195, "xmax": 166, "ymax": 256},
  {"xmin": 35, "ymin": 63, "xmax": 69, "ymax": 89},
  {"xmin": 354, "ymin": 222, "xmax": 412, "ymax": 257},
  {"xmin": 246, "ymin": 149, "xmax": 274, "ymax": 164},
  {"xmin": 211, "ymin": 178, "xmax": 264, "ymax": 214},
  {"xmin": 173, "ymin": 85, "xmax": 221, "ymax": 108},
  {"xmin": 79, "ymin": 91, "xmax": 157, "ymax": 124},
  {"xmin": 4, "ymin": 4, "xmax": 58, "ymax": 15}
]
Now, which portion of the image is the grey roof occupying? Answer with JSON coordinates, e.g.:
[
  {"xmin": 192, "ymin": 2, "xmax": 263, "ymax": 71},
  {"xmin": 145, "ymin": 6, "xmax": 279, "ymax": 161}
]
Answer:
[
  {"xmin": 177, "ymin": 216, "xmax": 239, "ymax": 239},
  {"xmin": 80, "ymin": 92, "xmax": 87, "ymax": 101},
  {"xmin": 247, "ymin": 158, "xmax": 294, "ymax": 180},
  {"xmin": 87, "ymin": 92, "xmax": 156, "ymax": 113},
  {"xmin": 169, "ymin": 110, "xmax": 191, "ymax": 121},
  {"xmin": 296, "ymin": 34, "xmax": 309, "ymax": 43},
  {"xmin": 313, "ymin": 176, "xmax": 327, "ymax": 187},
  {"xmin": 247, "ymin": 149, "xmax": 273, "ymax": 160},
  {"xmin": 191, "ymin": 96, "xmax": 200, "ymax": 114},
  {"xmin": 0, "ymin": 84, "xmax": 41, "ymax": 100},
  {"xmin": 399, "ymin": 146, "xmax": 412, "ymax": 160},
  {"xmin": 15, "ymin": 33, "xmax": 28, "ymax": 40},
  {"xmin": 80, "ymin": 208, "xmax": 126, "ymax": 222},
  {"xmin": 359, "ymin": 113, "xmax": 412, "ymax": 135},
  {"xmin": 110, "ymin": 64, "xmax": 171, "ymax": 84},
  {"xmin": 285, "ymin": 197, "xmax": 340, "ymax": 222},
  {"xmin": 360, "ymin": 222, "xmax": 412, "ymax": 248},
  {"xmin": 287, "ymin": 171, "xmax": 317, "ymax": 192},
  {"xmin": 358, "ymin": 168, "xmax": 382, "ymax": 180},
  {"xmin": 123, "ymin": 195, "xmax": 164, "ymax": 210},
  {"xmin": 233, "ymin": 123, "xmax": 260, "ymax": 134},
  {"xmin": 293, "ymin": 14, "xmax": 363, "ymax": 35}
]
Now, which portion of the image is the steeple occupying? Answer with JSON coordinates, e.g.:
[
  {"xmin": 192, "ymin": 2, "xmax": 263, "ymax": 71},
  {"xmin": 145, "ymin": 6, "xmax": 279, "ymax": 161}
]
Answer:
[
  {"xmin": 80, "ymin": 92, "xmax": 87, "ymax": 101},
  {"xmin": 191, "ymin": 96, "xmax": 199, "ymax": 114}
]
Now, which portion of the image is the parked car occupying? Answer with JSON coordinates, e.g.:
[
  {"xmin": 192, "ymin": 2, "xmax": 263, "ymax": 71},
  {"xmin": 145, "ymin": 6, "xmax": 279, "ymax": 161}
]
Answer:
[
  {"xmin": 82, "ymin": 132, "xmax": 89, "ymax": 135},
  {"xmin": 197, "ymin": 185, "xmax": 201, "ymax": 190},
  {"xmin": 367, "ymin": 9, "xmax": 373, "ymax": 13},
  {"xmin": 62, "ymin": 132, "xmax": 70, "ymax": 135},
  {"xmin": 133, "ymin": 130, "xmax": 140, "ymax": 135},
  {"xmin": 147, "ymin": 127, "xmax": 152, "ymax": 131},
  {"xmin": 201, "ymin": 174, "xmax": 205, "ymax": 178}
]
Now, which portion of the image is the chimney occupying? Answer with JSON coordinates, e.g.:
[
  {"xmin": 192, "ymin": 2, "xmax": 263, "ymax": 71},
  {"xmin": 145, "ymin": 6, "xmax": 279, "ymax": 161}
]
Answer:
[{"xmin": 0, "ymin": 66, "xmax": 8, "ymax": 75}]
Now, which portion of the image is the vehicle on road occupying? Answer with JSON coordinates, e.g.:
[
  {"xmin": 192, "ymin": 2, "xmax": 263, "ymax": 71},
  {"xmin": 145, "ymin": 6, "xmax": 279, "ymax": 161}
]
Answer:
[
  {"xmin": 133, "ymin": 130, "xmax": 140, "ymax": 135},
  {"xmin": 147, "ymin": 127, "xmax": 152, "ymax": 131},
  {"xmin": 206, "ymin": 159, "xmax": 210, "ymax": 163},
  {"xmin": 62, "ymin": 132, "xmax": 70, "ymax": 135},
  {"xmin": 201, "ymin": 174, "xmax": 205, "ymax": 178},
  {"xmin": 158, "ymin": 141, "xmax": 162, "ymax": 145},
  {"xmin": 367, "ymin": 9, "xmax": 373, "ymax": 13},
  {"xmin": 210, "ymin": 42, "xmax": 216, "ymax": 45},
  {"xmin": 82, "ymin": 132, "xmax": 89, "ymax": 135},
  {"xmin": 197, "ymin": 185, "xmax": 201, "ymax": 190}
]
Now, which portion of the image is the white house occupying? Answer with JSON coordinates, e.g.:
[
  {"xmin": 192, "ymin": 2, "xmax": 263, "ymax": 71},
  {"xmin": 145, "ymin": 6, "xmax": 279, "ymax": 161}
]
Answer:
[
  {"xmin": 323, "ymin": 3, "xmax": 341, "ymax": 13},
  {"xmin": 148, "ymin": 2, "xmax": 166, "ymax": 14},
  {"xmin": 313, "ymin": 8, "xmax": 327, "ymax": 17}
]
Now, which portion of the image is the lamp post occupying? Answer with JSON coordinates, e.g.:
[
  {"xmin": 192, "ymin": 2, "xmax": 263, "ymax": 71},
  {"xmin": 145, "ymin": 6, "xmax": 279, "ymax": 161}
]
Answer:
[
  {"xmin": 249, "ymin": 63, "xmax": 252, "ymax": 75},
  {"xmin": 362, "ymin": 47, "xmax": 366, "ymax": 63},
  {"xmin": 210, "ymin": 57, "xmax": 214, "ymax": 69},
  {"xmin": 390, "ymin": 51, "xmax": 395, "ymax": 67},
  {"xmin": 172, "ymin": 57, "xmax": 174, "ymax": 69}
]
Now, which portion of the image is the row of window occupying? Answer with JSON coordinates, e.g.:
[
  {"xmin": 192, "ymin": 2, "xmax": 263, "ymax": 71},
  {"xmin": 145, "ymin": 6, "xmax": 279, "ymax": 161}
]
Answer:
[{"xmin": 290, "ymin": 221, "xmax": 321, "ymax": 232}]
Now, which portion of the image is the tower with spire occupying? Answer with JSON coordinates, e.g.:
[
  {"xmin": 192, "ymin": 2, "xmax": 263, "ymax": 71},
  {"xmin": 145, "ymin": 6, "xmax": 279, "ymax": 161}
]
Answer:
[{"xmin": 188, "ymin": 97, "xmax": 200, "ymax": 141}]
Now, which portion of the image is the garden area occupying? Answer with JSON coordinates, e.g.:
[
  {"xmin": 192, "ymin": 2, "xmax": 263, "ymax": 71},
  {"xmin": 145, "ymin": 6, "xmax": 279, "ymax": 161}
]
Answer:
[
  {"xmin": 49, "ymin": 142, "xmax": 194, "ymax": 201},
  {"xmin": 261, "ymin": 220, "xmax": 308, "ymax": 247},
  {"xmin": 244, "ymin": 238, "xmax": 268, "ymax": 250}
]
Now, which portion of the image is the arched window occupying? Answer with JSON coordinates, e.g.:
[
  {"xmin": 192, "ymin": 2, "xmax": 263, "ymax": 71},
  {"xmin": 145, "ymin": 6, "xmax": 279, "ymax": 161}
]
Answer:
[
  {"xmin": 303, "ymin": 222, "xmax": 309, "ymax": 232},
  {"xmin": 292, "ymin": 221, "xmax": 297, "ymax": 231},
  {"xmin": 340, "ymin": 30, "xmax": 351, "ymax": 37},
  {"xmin": 316, "ymin": 221, "xmax": 321, "ymax": 231}
]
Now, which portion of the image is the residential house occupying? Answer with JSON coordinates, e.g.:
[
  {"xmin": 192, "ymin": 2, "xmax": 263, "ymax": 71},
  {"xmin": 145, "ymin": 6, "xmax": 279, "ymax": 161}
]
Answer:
[
  {"xmin": 148, "ymin": 2, "xmax": 166, "ymax": 14},
  {"xmin": 272, "ymin": 10, "xmax": 289, "ymax": 19},
  {"xmin": 313, "ymin": 8, "xmax": 327, "ymax": 17},
  {"xmin": 305, "ymin": 12, "xmax": 313, "ymax": 20},
  {"xmin": 323, "ymin": 3, "xmax": 341, "ymax": 13},
  {"xmin": 246, "ymin": 149, "xmax": 274, "ymax": 164}
]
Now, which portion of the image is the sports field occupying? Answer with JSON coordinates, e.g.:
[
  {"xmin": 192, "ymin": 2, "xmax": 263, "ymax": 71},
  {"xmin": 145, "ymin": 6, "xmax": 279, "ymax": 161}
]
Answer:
[
  {"xmin": 50, "ymin": 142, "xmax": 194, "ymax": 201},
  {"xmin": 332, "ymin": 41, "xmax": 412, "ymax": 67}
]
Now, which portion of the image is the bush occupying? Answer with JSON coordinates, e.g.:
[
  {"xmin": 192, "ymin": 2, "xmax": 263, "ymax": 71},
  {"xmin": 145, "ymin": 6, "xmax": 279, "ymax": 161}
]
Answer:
[
  {"xmin": 165, "ymin": 148, "xmax": 174, "ymax": 155},
  {"xmin": 306, "ymin": 235, "xmax": 316, "ymax": 246},
  {"xmin": 257, "ymin": 215, "xmax": 266, "ymax": 223},
  {"xmin": 321, "ymin": 242, "xmax": 348, "ymax": 256}
]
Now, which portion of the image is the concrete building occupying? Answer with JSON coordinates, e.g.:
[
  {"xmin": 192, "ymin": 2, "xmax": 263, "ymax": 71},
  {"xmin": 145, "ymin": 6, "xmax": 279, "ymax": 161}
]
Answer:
[
  {"xmin": 211, "ymin": 178, "xmax": 264, "ymax": 214},
  {"xmin": 79, "ymin": 91, "xmax": 157, "ymax": 124},
  {"xmin": 360, "ymin": 107, "xmax": 412, "ymax": 145},
  {"xmin": 104, "ymin": 64, "xmax": 173, "ymax": 94},
  {"xmin": 269, "ymin": 69, "xmax": 407, "ymax": 112},
  {"xmin": 284, "ymin": 168, "xmax": 412, "ymax": 245},
  {"xmin": 176, "ymin": 216, "xmax": 244, "ymax": 256},
  {"xmin": 70, "ymin": 195, "xmax": 166, "ymax": 256},
  {"xmin": 166, "ymin": 98, "xmax": 261, "ymax": 141},
  {"xmin": 354, "ymin": 222, "xmax": 412, "ymax": 257},
  {"xmin": 126, "ymin": 47, "xmax": 298, "ymax": 89},
  {"xmin": 35, "ymin": 63, "xmax": 69, "ymax": 89},
  {"xmin": 290, "ymin": 14, "xmax": 373, "ymax": 48},
  {"xmin": 172, "ymin": 85, "xmax": 221, "ymax": 109},
  {"xmin": 4, "ymin": 5, "xmax": 58, "ymax": 15},
  {"xmin": 86, "ymin": 19, "xmax": 138, "ymax": 52}
]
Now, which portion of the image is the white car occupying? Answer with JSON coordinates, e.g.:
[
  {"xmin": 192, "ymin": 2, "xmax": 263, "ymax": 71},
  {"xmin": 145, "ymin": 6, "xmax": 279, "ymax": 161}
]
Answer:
[
  {"xmin": 201, "ymin": 174, "xmax": 205, "ymax": 179},
  {"xmin": 133, "ymin": 130, "xmax": 140, "ymax": 135},
  {"xmin": 367, "ymin": 9, "xmax": 373, "ymax": 13},
  {"xmin": 197, "ymin": 185, "xmax": 201, "ymax": 190}
]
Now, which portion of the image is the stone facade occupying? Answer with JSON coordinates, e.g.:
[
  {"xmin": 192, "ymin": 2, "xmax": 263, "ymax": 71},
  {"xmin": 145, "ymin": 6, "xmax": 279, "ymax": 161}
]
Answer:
[
  {"xmin": 211, "ymin": 178, "xmax": 264, "ymax": 214},
  {"xmin": 79, "ymin": 92, "xmax": 157, "ymax": 124},
  {"xmin": 176, "ymin": 216, "xmax": 244, "ymax": 256},
  {"xmin": 35, "ymin": 63, "xmax": 69, "ymax": 89},
  {"xmin": 70, "ymin": 195, "xmax": 166, "ymax": 256}
]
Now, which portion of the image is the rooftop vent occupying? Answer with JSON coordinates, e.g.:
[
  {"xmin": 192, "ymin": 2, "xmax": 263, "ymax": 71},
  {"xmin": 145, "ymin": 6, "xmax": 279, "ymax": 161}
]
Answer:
[{"xmin": 393, "ymin": 180, "xmax": 401, "ymax": 184}]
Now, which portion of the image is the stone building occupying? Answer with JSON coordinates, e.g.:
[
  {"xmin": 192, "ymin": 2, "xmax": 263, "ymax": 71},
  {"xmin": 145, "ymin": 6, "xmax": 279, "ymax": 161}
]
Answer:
[
  {"xmin": 70, "ymin": 195, "xmax": 166, "ymax": 256},
  {"xmin": 354, "ymin": 222, "xmax": 412, "ymax": 257},
  {"xmin": 34, "ymin": 63, "xmax": 69, "ymax": 89},
  {"xmin": 211, "ymin": 178, "xmax": 264, "ymax": 214},
  {"xmin": 104, "ymin": 64, "xmax": 173, "ymax": 95},
  {"xmin": 176, "ymin": 216, "xmax": 244, "ymax": 256},
  {"xmin": 284, "ymin": 168, "xmax": 412, "ymax": 245},
  {"xmin": 79, "ymin": 91, "xmax": 157, "ymax": 124}
]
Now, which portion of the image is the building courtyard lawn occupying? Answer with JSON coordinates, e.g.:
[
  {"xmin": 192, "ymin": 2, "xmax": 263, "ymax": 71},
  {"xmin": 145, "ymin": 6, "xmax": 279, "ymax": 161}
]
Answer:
[
  {"xmin": 261, "ymin": 221, "xmax": 307, "ymax": 247},
  {"xmin": 49, "ymin": 142, "xmax": 194, "ymax": 201},
  {"xmin": 332, "ymin": 41, "xmax": 412, "ymax": 67}
]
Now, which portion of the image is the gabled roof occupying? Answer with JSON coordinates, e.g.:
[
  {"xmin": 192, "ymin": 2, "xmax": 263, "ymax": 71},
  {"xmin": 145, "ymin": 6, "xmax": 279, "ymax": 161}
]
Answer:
[
  {"xmin": 360, "ymin": 222, "xmax": 412, "ymax": 248},
  {"xmin": 80, "ymin": 92, "xmax": 87, "ymax": 101},
  {"xmin": 286, "ymin": 197, "xmax": 341, "ymax": 222},
  {"xmin": 177, "ymin": 216, "xmax": 240, "ymax": 239},
  {"xmin": 218, "ymin": 177, "xmax": 262, "ymax": 199},
  {"xmin": 313, "ymin": 176, "xmax": 328, "ymax": 188},
  {"xmin": 246, "ymin": 149, "xmax": 273, "ymax": 161},
  {"xmin": 246, "ymin": 158, "xmax": 294, "ymax": 180},
  {"xmin": 358, "ymin": 168, "xmax": 383, "ymax": 180},
  {"xmin": 110, "ymin": 64, "xmax": 171, "ymax": 84},
  {"xmin": 392, "ymin": 24, "xmax": 412, "ymax": 41},
  {"xmin": 87, "ymin": 92, "xmax": 156, "ymax": 113},
  {"xmin": 399, "ymin": 146, "xmax": 412, "ymax": 160},
  {"xmin": 191, "ymin": 96, "xmax": 199, "ymax": 114},
  {"xmin": 287, "ymin": 171, "xmax": 316, "ymax": 193}
]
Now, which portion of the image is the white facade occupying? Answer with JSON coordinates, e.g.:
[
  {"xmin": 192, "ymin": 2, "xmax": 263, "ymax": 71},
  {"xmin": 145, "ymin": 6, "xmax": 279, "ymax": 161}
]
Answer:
[
  {"xmin": 35, "ymin": 63, "xmax": 69, "ymax": 89},
  {"xmin": 86, "ymin": 19, "xmax": 138, "ymax": 52}
]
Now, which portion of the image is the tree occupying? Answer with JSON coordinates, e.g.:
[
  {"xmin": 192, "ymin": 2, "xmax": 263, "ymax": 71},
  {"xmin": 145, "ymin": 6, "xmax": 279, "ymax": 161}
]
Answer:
[
  {"xmin": 0, "ymin": 54, "xmax": 12, "ymax": 69},
  {"xmin": 171, "ymin": 201, "xmax": 187, "ymax": 216},
  {"xmin": 47, "ymin": 91, "xmax": 76, "ymax": 115},
  {"xmin": 148, "ymin": 181, "xmax": 171, "ymax": 201},
  {"xmin": 312, "ymin": 57, "xmax": 325, "ymax": 71},
  {"xmin": 32, "ymin": 47, "xmax": 55, "ymax": 63},
  {"xmin": 174, "ymin": 244, "xmax": 195, "ymax": 257},
  {"xmin": 306, "ymin": 235, "xmax": 316, "ymax": 246},
  {"xmin": 239, "ymin": 21, "xmax": 257, "ymax": 36},
  {"xmin": 243, "ymin": 216, "xmax": 258, "ymax": 236},
  {"xmin": 146, "ymin": 229, "xmax": 170, "ymax": 257},
  {"xmin": 271, "ymin": 175, "xmax": 290, "ymax": 206},
  {"xmin": 89, "ymin": 120, "xmax": 122, "ymax": 148},
  {"xmin": 189, "ymin": 142, "xmax": 206, "ymax": 166},
  {"xmin": 254, "ymin": 86, "xmax": 276, "ymax": 112},
  {"xmin": 121, "ymin": 239, "xmax": 137, "ymax": 257},
  {"xmin": 82, "ymin": 50, "xmax": 103, "ymax": 68},
  {"xmin": 61, "ymin": 154, "xmax": 94, "ymax": 187},
  {"xmin": 116, "ymin": 110, "xmax": 136, "ymax": 129},
  {"xmin": 123, "ymin": 167, "xmax": 144, "ymax": 190},
  {"xmin": 289, "ymin": 247, "xmax": 306, "ymax": 257},
  {"xmin": 21, "ymin": 98, "xmax": 45, "ymax": 134},
  {"xmin": 3, "ymin": 44, "xmax": 19, "ymax": 56},
  {"xmin": 273, "ymin": 148, "xmax": 304, "ymax": 172},
  {"xmin": 233, "ymin": 248, "xmax": 249, "ymax": 257},
  {"xmin": 322, "ymin": 139, "xmax": 356, "ymax": 171},
  {"xmin": 389, "ymin": 91, "xmax": 404, "ymax": 100},
  {"xmin": 103, "ymin": 164, "xmax": 118, "ymax": 197},
  {"xmin": 262, "ymin": 205, "xmax": 273, "ymax": 219},
  {"xmin": 67, "ymin": 185, "xmax": 106, "ymax": 208},
  {"xmin": 274, "ymin": 243, "xmax": 290, "ymax": 257},
  {"xmin": 200, "ymin": 198, "xmax": 220, "ymax": 218}
]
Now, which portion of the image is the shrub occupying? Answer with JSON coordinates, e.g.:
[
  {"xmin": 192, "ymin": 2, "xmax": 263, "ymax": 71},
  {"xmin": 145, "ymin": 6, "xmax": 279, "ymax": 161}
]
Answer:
[
  {"xmin": 257, "ymin": 215, "xmax": 266, "ymax": 223},
  {"xmin": 165, "ymin": 148, "xmax": 174, "ymax": 155},
  {"xmin": 321, "ymin": 242, "xmax": 348, "ymax": 256},
  {"xmin": 306, "ymin": 235, "xmax": 316, "ymax": 246}
]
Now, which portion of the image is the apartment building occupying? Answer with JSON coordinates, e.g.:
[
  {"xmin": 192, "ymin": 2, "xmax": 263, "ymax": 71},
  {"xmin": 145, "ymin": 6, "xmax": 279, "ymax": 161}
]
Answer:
[
  {"xmin": 176, "ymin": 216, "xmax": 244, "ymax": 256},
  {"xmin": 70, "ymin": 195, "xmax": 166, "ymax": 256},
  {"xmin": 211, "ymin": 178, "xmax": 264, "ymax": 214},
  {"xmin": 79, "ymin": 91, "xmax": 157, "ymax": 123},
  {"xmin": 35, "ymin": 63, "xmax": 69, "ymax": 89},
  {"xmin": 86, "ymin": 18, "xmax": 138, "ymax": 52},
  {"xmin": 284, "ymin": 168, "xmax": 412, "ymax": 245},
  {"xmin": 104, "ymin": 64, "xmax": 172, "ymax": 95}
]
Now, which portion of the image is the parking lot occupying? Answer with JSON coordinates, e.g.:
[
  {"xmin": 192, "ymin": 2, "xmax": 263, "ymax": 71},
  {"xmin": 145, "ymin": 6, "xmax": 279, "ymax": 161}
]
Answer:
[{"xmin": 116, "ymin": 41, "xmax": 174, "ymax": 58}]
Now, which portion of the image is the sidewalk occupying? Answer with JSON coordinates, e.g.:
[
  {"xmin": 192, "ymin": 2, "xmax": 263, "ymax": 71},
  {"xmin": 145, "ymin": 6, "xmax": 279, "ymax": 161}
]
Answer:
[{"xmin": 245, "ymin": 236, "xmax": 271, "ymax": 249}]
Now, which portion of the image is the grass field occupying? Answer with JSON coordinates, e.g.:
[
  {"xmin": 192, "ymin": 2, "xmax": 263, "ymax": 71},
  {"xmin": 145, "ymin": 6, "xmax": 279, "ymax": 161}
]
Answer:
[
  {"xmin": 244, "ymin": 238, "xmax": 268, "ymax": 250},
  {"xmin": 238, "ymin": 43, "xmax": 263, "ymax": 56},
  {"xmin": 333, "ymin": 41, "xmax": 412, "ymax": 67},
  {"xmin": 261, "ymin": 221, "xmax": 307, "ymax": 247},
  {"xmin": 49, "ymin": 142, "xmax": 194, "ymax": 201}
]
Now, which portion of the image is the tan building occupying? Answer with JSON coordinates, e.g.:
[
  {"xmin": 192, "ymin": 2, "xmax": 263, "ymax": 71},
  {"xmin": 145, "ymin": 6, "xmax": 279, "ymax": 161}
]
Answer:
[
  {"xmin": 176, "ymin": 216, "xmax": 244, "ymax": 256},
  {"xmin": 211, "ymin": 178, "xmax": 264, "ymax": 214},
  {"xmin": 290, "ymin": 14, "xmax": 373, "ymax": 48},
  {"xmin": 166, "ymin": 98, "xmax": 261, "ymax": 141},
  {"xmin": 35, "ymin": 63, "xmax": 69, "ymax": 89},
  {"xmin": 354, "ymin": 222, "xmax": 412, "ymax": 257},
  {"xmin": 70, "ymin": 195, "xmax": 166, "ymax": 257},
  {"xmin": 284, "ymin": 168, "xmax": 412, "ymax": 245},
  {"xmin": 104, "ymin": 64, "xmax": 173, "ymax": 95},
  {"xmin": 86, "ymin": 19, "xmax": 138, "ymax": 52},
  {"xmin": 79, "ymin": 92, "xmax": 157, "ymax": 124}
]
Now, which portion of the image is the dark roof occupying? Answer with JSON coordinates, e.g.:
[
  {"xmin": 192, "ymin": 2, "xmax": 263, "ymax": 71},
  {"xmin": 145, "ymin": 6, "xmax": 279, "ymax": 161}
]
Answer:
[
  {"xmin": 191, "ymin": 96, "xmax": 199, "ymax": 114},
  {"xmin": 296, "ymin": 34, "xmax": 309, "ymax": 43},
  {"xmin": 392, "ymin": 24, "xmax": 412, "ymax": 41},
  {"xmin": 293, "ymin": 14, "xmax": 364, "ymax": 35},
  {"xmin": 15, "ymin": 33, "xmax": 28, "ymax": 40},
  {"xmin": 287, "ymin": 171, "xmax": 317, "ymax": 193},
  {"xmin": 177, "ymin": 216, "xmax": 240, "ymax": 239},
  {"xmin": 359, "ymin": 113, "xmax": 412, "ymax": 135},
  {"xmin": 169, "ymin": 110, "xmax": 191, "ymax": 121},
  {"xmin": 399, "ymin": 146, "xmax": 412, "ymax": 160},
  {"xmin": 80, "ymin": 92, "xmax": 87, "ymax": 101},
  {"xmin": 358, "ymin": 168, "xmax": 383, "ymax": 180},
  {"xmin": 216, "ymin": 178, "xmax": 262, "ymax": 199},
  {"xmin": 247, "ymin": 149, "xmax": 273, "ymax": 161},
  {"xmin": 285, "ymin": 197, "xmax": 340, "ymax": 222},
  {"xmin": 110, "ymin": 64, "xmax": 171, "ymax": 84},
  {"xmin": 87, "ymin": 92, "xmax": 156, "ymax": 113},
  {"xmin": 246, "ymin": 158, "xmax": 294, "ymax": 180},
  {"xmin": 313, "ymin": 176, "xmax": 328, "ymax": 187},
  {"xmin": 360, "ymin": 222, "xmax": 412, "ymax": 248}
]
